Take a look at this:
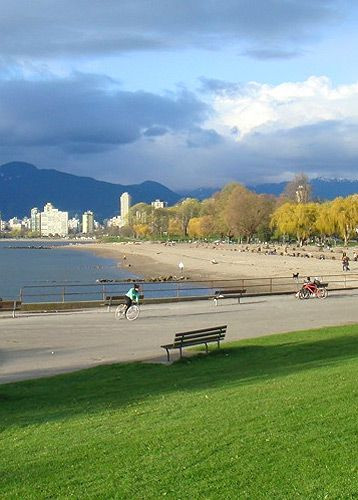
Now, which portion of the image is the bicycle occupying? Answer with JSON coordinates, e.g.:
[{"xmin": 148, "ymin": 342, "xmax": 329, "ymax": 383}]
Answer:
[
  {"xmin": 298, "ymin": 281, "xmax": 328, "ymax": 299},
  {"xmin": 114, "ymin": 303, "xmax": 140, "ymax": 321}
]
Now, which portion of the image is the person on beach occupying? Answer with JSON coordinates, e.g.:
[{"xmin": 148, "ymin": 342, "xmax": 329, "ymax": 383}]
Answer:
[
  {"xmin": 124, "ymin": 284, "xmax": 140, "ymax": 313},
  {"xmin": 342, "ymin": 253, "xmax": 350, "ymax": 271}
]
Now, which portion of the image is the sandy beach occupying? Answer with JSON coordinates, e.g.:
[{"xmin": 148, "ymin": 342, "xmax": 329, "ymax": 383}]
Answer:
[{"xmin": 66, "ymin": 241, "xmax": 358, "ymax": 281}]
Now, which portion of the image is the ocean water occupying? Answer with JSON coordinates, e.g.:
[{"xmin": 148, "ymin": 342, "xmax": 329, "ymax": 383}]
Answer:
[{"xmin": 0, "ymin": 240, "xmax": 138, "ymax": 301}]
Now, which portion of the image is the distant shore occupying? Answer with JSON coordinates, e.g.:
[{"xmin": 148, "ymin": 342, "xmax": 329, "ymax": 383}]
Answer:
[{"xmin": 64, "ymin": 241, "xmax": 358, "ymax": 281}]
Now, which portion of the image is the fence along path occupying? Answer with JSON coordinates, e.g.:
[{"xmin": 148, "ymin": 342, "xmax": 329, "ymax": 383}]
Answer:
[{"xmin": 15, "ymin": 272, "xmax": 358, "ymax": 305}]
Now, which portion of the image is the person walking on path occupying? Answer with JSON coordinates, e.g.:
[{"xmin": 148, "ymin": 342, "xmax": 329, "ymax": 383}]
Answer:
[{"xmin": 342, "ymin": 253, "xmax": 350, "ymax": 272}]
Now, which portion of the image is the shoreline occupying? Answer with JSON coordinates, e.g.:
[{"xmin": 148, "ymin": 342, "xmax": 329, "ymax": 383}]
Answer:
[{"xmin": 64, "ymin": 241, "xmax": 358, "ymax": 282}]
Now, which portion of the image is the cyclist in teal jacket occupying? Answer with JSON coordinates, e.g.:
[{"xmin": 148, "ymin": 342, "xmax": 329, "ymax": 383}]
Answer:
[{"xmin": 124, "ymin": 284, "xmax": 140, "ymax": 314}]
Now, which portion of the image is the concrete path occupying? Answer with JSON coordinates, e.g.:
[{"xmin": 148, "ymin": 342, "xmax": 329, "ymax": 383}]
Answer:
[{"xmin": 1, "ymin": 290, "xmax": 358, "ymax": 384}]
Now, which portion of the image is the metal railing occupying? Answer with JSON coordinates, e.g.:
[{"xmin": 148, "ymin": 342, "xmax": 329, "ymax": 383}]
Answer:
[{"xmin": 18, "ymin": 272, "xmax": 358, "ymax": 304}]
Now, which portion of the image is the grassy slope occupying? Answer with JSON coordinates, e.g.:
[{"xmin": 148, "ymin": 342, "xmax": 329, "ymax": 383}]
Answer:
[{"xmin": 0, "ymin": 325, "xmax": 357, "ymax": 499}]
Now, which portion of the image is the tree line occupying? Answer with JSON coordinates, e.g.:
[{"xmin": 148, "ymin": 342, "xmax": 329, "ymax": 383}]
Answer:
[{"xmin": 121, "ymin": 175, "xmax": 358, "ymax": 245}]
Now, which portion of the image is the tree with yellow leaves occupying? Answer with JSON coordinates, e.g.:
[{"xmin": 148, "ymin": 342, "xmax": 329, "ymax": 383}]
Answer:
[
  {"xmin": 187, "ymin": 217, "xmax": 202, "ymax": 238},
  {"xmin": 330, "ymin": 195, "xmax": 358, "ymax": 246},
  {"xmin": 271, "ymin": 202, "xmax": 318, "ymax": 245},
  {"xmin": 133, "ymin": 223, "xmax": 151, "ymax": 238},
  {"xmin": 315, "ymin": 202, "xmax": 335, "ymax": 241}
]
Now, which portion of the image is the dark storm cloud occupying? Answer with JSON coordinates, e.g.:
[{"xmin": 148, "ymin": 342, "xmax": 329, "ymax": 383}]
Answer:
[
  {"xmin": 216, "ymin": 119, "xmax": 358, "ymax": 182},
  {"xmin": 0, "ymin": 74, "xmax": 209, "ymax": 151},
  {"xmin": 77, "ymin": 116, "xmax": 358, "ymax": 189},
  {"xmin": 0, "ymin": 0, "xmax": 342, "ymax": 60}
]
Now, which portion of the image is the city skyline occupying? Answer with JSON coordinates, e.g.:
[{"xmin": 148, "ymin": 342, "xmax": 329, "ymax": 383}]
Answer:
[
  {"xmin": 1, "ymin": 2, "xmax": 358, "ymax": 189},
  {"xmin": 0, "ymin": 192, "xmax": 169, "ymax": 235}
]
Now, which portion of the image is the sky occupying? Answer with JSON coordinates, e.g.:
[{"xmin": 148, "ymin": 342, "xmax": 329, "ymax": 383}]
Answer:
[{"xmin": 1, "ymin": 0, "xmax": 358, "ymax": 190}]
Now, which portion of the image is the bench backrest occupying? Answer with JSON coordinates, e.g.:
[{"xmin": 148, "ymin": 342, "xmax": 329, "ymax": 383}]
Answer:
[
  {"xmin": 105, "ymin": 294, "xmax": 144, "ymax": 302},
  {"xmin": 215, "ymin": 289, "xmax": 246, "ymax": 295},
  {"xmin": 0, "ymin": 300, "xmax": 22, "ymax": 311},
  {"xmin": 105, "ymin": 295, "xmax": 125, "ymax": 301},
  {"xmin": 173, "ymin": 325, "xmax": 227, "ymax": 347}
]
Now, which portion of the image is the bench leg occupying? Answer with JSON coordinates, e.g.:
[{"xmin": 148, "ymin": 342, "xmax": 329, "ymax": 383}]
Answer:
[
  {"xmin": 205, "ymin": 343, "xmax": 209, "ymax": 354},
  {"xmin": 214, "ymin": 298, "xmax": 218, "ymax": 306},
  {"xmin": 179, "ymin": 347, "xmax": 183, "ymax": 359},
  {"xmin": 165, "ymin": 348, "xmax": 170, "ymax": 363}
]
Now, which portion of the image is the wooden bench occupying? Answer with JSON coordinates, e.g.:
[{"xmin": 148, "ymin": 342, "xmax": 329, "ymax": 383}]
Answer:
[
  {"xmin": 212, "ymin": 289, "xmax": 247, "ymax": 305},
  {"xmin": 161, "ymin": 325, "xmax": 227, "ymax": 362},
  {"xmin": 0, "ymin": 300, "xmax": 22, "ymax": 318},
  {"xmin": 105, "ymin": 295, "xmax": 126, "ymax": 312},
  {"xmin": 105, "ymin": 294, "xmax": 144, "ymax": 311}
]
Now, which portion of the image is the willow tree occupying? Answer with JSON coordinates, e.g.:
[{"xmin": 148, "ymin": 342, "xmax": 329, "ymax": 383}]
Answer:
[
  {"xmin": 295, "ymin": 202, "xmax": 319, "ymax": 244},
  {"xmin": 315, "ymin": 202, "xmax": 335, "ymax": 241},
  {"xmin": 187, "ymin": 217, "xmax": 202, "ymax": 238},
  {"xmin": 330, "ymin": 195, "xmax": 358, "ymax": 246},
  {"xmin": 270, "ymin": 202, "xmax": 297, "ymax": 240},
  {"xmin": 271, "ymin": 202, "xmax": 318, "ymax": 245}
]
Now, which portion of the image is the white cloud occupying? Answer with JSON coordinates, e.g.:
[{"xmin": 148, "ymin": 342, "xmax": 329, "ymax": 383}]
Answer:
[{"xmin": 210, "ymin": 76, "xmax": 358, "ymax": 137}]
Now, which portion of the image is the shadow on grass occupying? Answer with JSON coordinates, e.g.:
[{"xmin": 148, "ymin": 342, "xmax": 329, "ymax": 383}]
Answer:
[{"xmin": 0, "ymin": 325, "xmax": 357, "ymax": 429}]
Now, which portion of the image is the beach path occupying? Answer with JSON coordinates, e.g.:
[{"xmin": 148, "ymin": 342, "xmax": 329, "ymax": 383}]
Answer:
[{"xmin": 1, "ymin": 289, "xmax": 358, "ymax": 384}]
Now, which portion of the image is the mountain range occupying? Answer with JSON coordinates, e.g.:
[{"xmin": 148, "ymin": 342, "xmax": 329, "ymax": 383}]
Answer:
[
  {"xmin": 249, "ymin": 178, "xmax": 358, "ymax": 199},
  {"xmin": 0, "ymin": 161, "xmax": 357, "ymax": 220},
  {"xmin": 0, "ymin": 162, "xmax": 181, "ymax": 220}
]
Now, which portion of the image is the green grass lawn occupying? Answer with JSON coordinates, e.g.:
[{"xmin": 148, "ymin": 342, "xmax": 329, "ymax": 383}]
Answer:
[{"xmin": 1, "ymin": 325, "xmax": 357, "ymax": 499}]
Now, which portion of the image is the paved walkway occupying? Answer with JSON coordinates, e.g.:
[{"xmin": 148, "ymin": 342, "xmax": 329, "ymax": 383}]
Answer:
[{"xmin": 1, "ymin": 290, "xmax": 358, "ymax": 384}]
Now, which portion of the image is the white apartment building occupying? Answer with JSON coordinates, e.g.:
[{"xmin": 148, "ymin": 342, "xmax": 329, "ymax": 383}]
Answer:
[
  {"xmin": 151, "ymin": 199, "xmax": 167, "ymax": 209},
  {"xmin": 120, "ymin": 192, "xmax": 132, "ymax": 225},
  {"xmin": 82, "ymin": 211, "xmax": 94, "ymax": 234},
  {"xmin": 8, "ymin": 217, "xmax": 23, "ymax": 231},
  {"xmin": 68, "ymin": 217, "xmax": 80, "ymax": 233},
  {"xmin": 106, "ymin": 215, "xmax": 122, "ymax": 228},
  {"xmin": 40, "ymin": 202, "xmax": 68, "ymax": 236}
]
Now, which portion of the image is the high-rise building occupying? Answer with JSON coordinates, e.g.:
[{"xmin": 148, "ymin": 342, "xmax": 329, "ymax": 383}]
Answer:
[
  {"xmin": 40, "ymin": 202, "xmax": 68, "ymax": 236},
  {"xmin": 30, "ymin": 208, "xmax": 41, "ymax": 233},
  {"xmin": 120, "ymin": 192, "xmax": 132, "ymax": 225},
  {"xmin": 82, "ymin": 211, "xmax": 94, "ymax": 234}
]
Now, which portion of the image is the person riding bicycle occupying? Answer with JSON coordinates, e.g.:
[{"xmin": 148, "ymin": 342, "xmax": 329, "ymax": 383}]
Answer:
[{"xmin": 124, "ymin": 283, "xmax": 140, "ymax": 314}]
